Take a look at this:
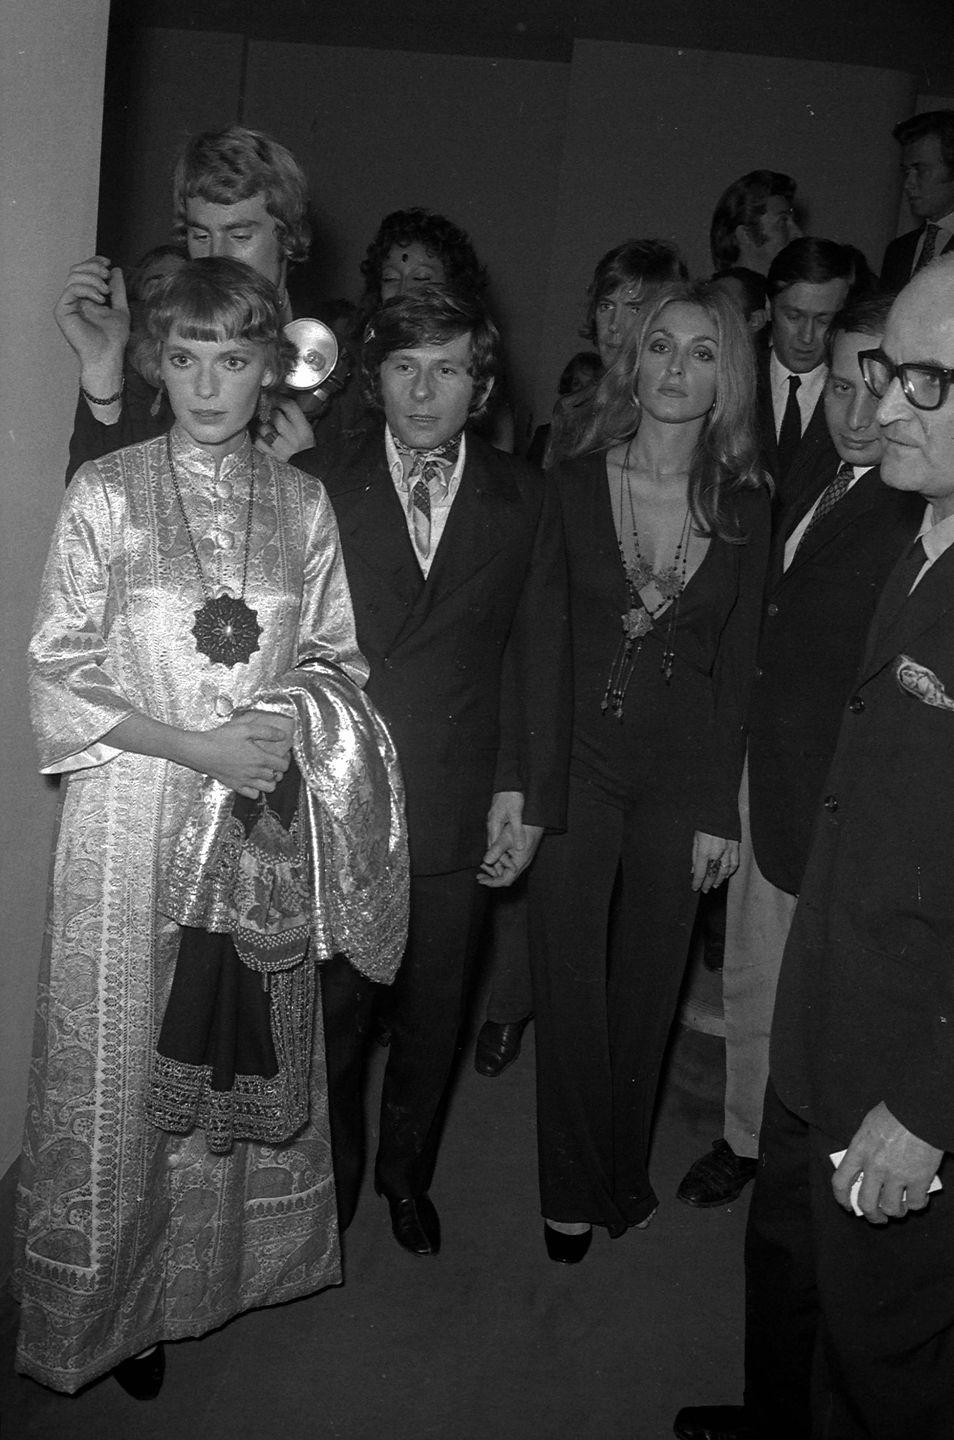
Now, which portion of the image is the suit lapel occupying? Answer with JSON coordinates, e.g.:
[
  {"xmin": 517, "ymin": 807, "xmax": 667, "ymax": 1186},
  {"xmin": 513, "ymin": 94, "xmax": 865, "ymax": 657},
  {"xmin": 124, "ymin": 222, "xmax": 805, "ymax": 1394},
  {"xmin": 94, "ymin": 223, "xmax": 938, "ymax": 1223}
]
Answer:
[
  {"xmin": 334, "ymin": 437, "xmax": 424, "ymax": 614},
  {"xmin": 777, "ymin": 467, "xmax": 882, "ymax": 583},
  {"xmin": 421, "ymin": 448, "xmax": 514, "ymax": 604},
  {"xmin": 861, "ymin": 539, "xmax": 954, "ymax": 680},
  {"xmin": 372, "ymin": 439, "xmax": 526, "ymax": 650},
  {"xmin": 756, "ymin": 356, "xmax": 779, "ymax": 473}
]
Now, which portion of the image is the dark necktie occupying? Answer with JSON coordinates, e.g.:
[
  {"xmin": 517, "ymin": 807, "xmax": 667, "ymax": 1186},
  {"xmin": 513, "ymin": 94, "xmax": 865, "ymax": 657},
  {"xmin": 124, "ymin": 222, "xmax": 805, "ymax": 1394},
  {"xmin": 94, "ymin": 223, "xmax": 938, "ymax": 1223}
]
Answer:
[
  {"xmin": 870, "ymin": 535, "xmax": 928, "ymax": 646},
  {"xmin": 795, "ymin": 461, "xmax": 854, "ymax": 555},
  {"xmin": 777, "ymin": 374, "xmax": 802, "ymax": 479},
  {"xmin": 915, "ymin": 223, "xmax": 941, "ymax": 274}
]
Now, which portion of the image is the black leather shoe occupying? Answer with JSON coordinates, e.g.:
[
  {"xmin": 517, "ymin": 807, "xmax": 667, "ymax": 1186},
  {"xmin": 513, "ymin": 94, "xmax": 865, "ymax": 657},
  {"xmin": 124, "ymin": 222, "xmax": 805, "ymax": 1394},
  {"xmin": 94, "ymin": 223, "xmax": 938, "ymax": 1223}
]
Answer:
[
  {"xmin": 543, "ymin": 1221, "xmax": 592, "ymax": 1264},
  {"xmin": 113, "ymin": 1343, "xmax": 165, "ymax": 1400},
  {"xmin": 474, "ymin": 1017, "xmax": 531, "ymax": 1077},
  {"xmin": 673, "ymin": 1404, "xmax": 753, "ymax": 1439},
  {"xmin": 677, "ymin": 1140, "xmax": 758, "ymax": 1207},
  {"xmin": 386, "ymin": 1194, "xmax": 441, "ymax": 1256}
]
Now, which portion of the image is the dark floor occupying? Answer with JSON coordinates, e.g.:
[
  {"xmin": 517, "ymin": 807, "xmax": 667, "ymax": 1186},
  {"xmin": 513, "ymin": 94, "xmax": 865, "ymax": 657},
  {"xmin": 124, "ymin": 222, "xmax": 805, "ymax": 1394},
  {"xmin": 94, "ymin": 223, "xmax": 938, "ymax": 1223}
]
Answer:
[{"xmin": 0, "ymin": 961, "xmax": 748, "ymax": 1440}]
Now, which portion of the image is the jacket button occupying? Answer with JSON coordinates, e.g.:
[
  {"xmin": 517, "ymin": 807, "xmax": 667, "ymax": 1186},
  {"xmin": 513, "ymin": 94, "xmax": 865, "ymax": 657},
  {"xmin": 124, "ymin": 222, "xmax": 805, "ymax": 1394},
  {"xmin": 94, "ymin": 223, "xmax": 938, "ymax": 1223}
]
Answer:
[
  {"xmin": 766, "ymin": 602, "xmax": 779, "ymax": 617},
  {"xmin": 824, "ymin": 795, "xmax": 838, "ymax": 812},
  {"xmin": 849, "ymin": 696, "xmax": 865, "ymax": 713}
]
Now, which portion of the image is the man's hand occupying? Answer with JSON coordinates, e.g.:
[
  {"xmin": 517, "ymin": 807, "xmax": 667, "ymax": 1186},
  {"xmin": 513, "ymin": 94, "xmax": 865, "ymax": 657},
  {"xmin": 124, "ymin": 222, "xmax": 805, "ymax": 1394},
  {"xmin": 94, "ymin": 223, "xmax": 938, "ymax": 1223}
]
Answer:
[
  {"xmin": 478, "ymin": 790, "xmax": 543, "ymax": 887},
  {"xmin": 254, "ymin": 395, "xmax": 315, "ymax": 461},
  {"xmin": 832, "ymin": 1101, "xmax": 943, "ymax": 1224},
  {"xmin": 54, "ymin": 256, "xmax": 129, "ymax": 394}
]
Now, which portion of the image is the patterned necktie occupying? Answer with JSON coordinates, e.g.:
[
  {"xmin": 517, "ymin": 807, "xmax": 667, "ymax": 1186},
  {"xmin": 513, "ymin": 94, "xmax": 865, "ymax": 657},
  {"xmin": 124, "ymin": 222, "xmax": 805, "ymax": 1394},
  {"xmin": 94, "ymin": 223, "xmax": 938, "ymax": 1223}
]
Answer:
[
  {"xmin": 915, "ymin": 223, "xmax": 941, "ymax": 274},
  {"xmin": 796, "ymin": 461, "xmax": 854, "ymax": 553},
  {"xmin": 777, "ymin": 373, "xmax": 802, "ymax": 478},
  {"xmin": 394, "ymin": 435, "xmax": 461, "ymax": 561}
]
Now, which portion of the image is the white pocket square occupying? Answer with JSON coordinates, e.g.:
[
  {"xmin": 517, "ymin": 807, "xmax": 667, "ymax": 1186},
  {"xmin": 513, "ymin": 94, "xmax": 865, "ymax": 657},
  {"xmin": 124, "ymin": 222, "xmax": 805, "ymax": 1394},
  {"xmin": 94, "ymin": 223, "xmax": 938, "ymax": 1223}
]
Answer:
[{"xmin": 895, "ymin": 654, "xmax": 954, "ymax": 711}]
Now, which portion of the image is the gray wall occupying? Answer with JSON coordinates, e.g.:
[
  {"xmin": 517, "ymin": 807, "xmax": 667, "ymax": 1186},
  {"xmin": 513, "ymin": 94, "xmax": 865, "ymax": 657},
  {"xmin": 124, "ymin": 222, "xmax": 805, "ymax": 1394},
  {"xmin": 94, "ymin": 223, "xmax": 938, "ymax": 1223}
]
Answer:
[{"xmin": 0, "ymin": 1, "xmax": 111, "ymax": 1190}]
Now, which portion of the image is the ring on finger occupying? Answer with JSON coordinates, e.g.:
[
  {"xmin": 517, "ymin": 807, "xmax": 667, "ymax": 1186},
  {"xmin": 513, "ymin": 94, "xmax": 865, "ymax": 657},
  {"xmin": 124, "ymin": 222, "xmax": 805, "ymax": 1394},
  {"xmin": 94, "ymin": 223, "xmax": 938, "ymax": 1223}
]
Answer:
[{"xmin": 706, "ymin": 859, "xmax": 720, "ymax": 876}]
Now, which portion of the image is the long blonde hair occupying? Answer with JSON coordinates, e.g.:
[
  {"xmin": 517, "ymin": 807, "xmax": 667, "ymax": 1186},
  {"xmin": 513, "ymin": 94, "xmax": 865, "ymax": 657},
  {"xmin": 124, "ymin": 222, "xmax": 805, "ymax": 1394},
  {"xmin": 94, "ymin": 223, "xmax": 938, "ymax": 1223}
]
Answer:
[{"xmin": 568, "ymin": 281, "xmax": 768, "ymax": 540}]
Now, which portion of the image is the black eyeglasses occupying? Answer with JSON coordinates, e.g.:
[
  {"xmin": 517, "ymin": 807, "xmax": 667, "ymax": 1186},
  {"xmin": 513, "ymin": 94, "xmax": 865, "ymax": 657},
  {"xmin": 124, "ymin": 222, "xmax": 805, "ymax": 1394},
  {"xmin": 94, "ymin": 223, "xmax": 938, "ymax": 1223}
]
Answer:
[{"xmin": 858, "ymin": 347, "xmax": 954, "ymax": 412}]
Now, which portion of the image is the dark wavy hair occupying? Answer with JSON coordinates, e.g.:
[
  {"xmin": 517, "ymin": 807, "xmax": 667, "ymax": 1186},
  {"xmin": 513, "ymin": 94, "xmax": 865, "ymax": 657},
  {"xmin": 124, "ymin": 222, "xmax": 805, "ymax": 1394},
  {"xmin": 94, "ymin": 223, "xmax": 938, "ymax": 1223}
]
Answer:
[
  {"xmin": 568, "ymin": 281, "xmax": 767, "ymax": 541},
  {"xmin": 359, "ymin": 208, "xmax": 487, "ymax": 308},
  {"xmin": 766, "ymin": 237, "xmax": 855, "ymax": 299},
  {"xmin": 582, "ymin": 239, "xmax": 687, "ymax": 344},
  {"xmin": 172, "ymin": 125, "xmax": 311, "ymax": 265},
  {"xmin": 710, "ymin": 170, "xmax": 797, "ymax": 272},
  {"xmin": 893, "ymin": 109, "xmax": 954, "ymax": 173},
  {"xmin": 137, "ymin": 257, "xmax": 297, "ymax": 387},
  {"xmin": 823, "ymin": 290, "xmax": 895, "ymax": 368},
  {"xmin": 360, "ymin": 285, "xmax": 499, "ymax": 419}
]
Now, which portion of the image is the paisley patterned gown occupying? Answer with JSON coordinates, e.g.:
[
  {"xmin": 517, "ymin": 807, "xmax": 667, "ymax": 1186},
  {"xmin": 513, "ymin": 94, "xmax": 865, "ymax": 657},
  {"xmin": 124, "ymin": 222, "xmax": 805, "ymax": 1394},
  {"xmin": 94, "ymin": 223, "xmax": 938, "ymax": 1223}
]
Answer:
[{"xmin": 15, "ymin": 426, "xmax": 368, "ymax": 1393}]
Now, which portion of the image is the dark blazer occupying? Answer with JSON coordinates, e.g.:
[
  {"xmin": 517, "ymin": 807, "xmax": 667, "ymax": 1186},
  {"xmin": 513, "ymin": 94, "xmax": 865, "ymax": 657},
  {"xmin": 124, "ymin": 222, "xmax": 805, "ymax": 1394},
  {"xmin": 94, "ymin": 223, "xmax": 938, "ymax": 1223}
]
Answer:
[
  {"xmin": 747, "ymin": 466, "xmax": 923, "ymax": 894},
  {"xmin": 881, "ymin": 225, "xmax": 954, "ymax": 293},
  {"xmin": 771, "ymin": 538, "xmax": 954, "ymax": 1153},
  {"xmin": 297, "ymin": 429, "xmax": 571, "ymax": 876},
  {"xmin": 757, "ymin": 353, "xmax": 838, "ymax": 518}
]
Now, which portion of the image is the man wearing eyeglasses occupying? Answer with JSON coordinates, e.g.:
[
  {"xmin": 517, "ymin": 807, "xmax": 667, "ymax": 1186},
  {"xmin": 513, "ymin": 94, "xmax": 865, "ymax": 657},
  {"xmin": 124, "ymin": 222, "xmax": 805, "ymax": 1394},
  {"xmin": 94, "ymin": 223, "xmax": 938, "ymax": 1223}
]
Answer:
[{"xmin": 673, "ymin": 258, "xmax": 954, "ymax": 1440}]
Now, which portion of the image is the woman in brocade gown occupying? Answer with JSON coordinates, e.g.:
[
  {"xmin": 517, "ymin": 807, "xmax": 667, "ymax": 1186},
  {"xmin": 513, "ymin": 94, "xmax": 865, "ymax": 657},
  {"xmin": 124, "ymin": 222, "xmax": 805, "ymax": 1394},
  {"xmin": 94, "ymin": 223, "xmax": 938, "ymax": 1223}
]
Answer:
[
  {"xmin": 15, "ymin": 258, "xmax": 405, "ymax": 1395},
  {"xmin": 530, "ymin": 281, "xmax": 771, "ymax": 1263}
]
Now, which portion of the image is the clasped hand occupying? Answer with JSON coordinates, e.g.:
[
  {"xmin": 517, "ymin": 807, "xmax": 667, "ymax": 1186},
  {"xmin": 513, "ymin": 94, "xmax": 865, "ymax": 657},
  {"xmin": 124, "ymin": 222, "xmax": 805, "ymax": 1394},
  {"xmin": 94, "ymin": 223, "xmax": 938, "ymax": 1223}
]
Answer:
[
  {"xmin": 479, "ymin": 790, "xmax": 543, "ymax": 887},
  {"xmin": 832, "ymin": 1101, "xmax": 943, "ymax": 1225},
  {"xmin": 197, "ymin": 709, "xmax": 295, "ymax": 799}
]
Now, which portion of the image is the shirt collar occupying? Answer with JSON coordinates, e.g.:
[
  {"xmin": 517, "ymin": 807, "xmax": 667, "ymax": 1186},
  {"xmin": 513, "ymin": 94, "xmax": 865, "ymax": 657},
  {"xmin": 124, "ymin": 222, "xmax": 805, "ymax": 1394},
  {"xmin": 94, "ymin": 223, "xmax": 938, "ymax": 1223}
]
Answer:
[
  {"xmin": 769, "ymin": 350, "xmax": 827, "ymax": 387},
  {"xmin": 918, "ymin": 504, "xmax": 954, "ymax": 563},
  {"xmin": 385, "ymin": 424, "xmax": 467, "ymax": 488},
  {"xmin": 927, "ymin": 209, "xmax": 954, "ymax": 237}
]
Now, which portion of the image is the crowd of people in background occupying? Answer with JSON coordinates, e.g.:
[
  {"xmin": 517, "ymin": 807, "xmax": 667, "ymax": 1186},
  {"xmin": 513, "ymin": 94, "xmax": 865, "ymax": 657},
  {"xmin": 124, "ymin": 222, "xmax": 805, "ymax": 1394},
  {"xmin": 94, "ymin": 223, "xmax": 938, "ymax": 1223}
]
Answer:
[{"xmin": 11, "ymin": 107, "xmax": 954, "ymax": 1439}]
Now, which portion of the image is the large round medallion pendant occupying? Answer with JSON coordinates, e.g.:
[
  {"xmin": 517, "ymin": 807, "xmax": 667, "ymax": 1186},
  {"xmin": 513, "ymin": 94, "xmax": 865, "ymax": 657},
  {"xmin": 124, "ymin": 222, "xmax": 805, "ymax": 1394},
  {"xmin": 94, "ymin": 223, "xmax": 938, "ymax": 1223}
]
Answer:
[{"xmin": 192, "ymin": 594, "xmax": 262, "ymax": 667}]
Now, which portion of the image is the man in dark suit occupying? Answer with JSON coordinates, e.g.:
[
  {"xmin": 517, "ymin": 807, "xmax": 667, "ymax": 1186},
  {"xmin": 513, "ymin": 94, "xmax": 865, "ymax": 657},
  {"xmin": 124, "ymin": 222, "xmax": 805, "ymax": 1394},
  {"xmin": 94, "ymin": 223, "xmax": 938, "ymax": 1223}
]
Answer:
[
  {"xmin": 674, "ymin": 256, "xmax": 954, "ymax": 1440},
  {"xmin": 756, "ymin": 237, "xmax": 853, "ymax": 515},
  {"xmin": 881, "ymin": 111, "xmax": 954, "ymax": 292},
  {"xmin": 677, "ymin": 293, "xmax": 922, "ymax": 1215},
  {"xmin": 298, "ymin": 287, "xmax": 569, "ymax": 1256}
]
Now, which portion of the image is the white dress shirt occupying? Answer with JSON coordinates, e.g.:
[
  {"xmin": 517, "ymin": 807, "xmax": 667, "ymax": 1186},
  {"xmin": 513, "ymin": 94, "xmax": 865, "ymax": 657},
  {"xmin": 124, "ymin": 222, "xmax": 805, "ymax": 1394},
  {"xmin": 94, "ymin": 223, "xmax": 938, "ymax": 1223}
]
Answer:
[
  {"xmin": 910, "ymin": 502, "xmax": 954, "ymax": 592},
  {"xmin": 770, "ymin": 351, "xmax": 827, "ymax": 438},
  {"xmin": 385, "ymin": 426, "xmax": 466, "ymax": 577}
]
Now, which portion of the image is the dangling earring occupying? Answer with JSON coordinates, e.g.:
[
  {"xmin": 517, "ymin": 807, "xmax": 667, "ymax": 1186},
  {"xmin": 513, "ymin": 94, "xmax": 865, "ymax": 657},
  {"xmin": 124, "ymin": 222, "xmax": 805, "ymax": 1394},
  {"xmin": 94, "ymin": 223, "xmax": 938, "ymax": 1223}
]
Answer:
[
  {"xmin": 257, "ymin": 390, "xmax": 273, "ymax": 424},
  {"xmin": 149, "ymin": 379, "xmax": 165, "ymax": 418}
]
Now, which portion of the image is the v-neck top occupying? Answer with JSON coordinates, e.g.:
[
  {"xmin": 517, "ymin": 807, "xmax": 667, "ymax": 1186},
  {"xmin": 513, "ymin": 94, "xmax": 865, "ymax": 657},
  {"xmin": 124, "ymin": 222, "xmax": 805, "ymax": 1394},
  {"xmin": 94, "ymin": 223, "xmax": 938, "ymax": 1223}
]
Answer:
[{"xmin": 553, "ymin": 450, "xmax": 770, "ymax": 837}]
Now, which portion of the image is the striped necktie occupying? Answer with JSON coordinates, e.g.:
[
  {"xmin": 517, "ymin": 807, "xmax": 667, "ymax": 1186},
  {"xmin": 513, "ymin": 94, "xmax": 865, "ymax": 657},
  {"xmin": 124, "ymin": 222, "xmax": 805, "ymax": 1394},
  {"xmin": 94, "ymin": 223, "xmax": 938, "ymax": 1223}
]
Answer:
[
  {"xmin": 915, "ymin": 223, "xmax": 941, "ymax": 274},
  {"xmin": 394, "ymin": 436, "xmax": 461, "ymax": 561}
]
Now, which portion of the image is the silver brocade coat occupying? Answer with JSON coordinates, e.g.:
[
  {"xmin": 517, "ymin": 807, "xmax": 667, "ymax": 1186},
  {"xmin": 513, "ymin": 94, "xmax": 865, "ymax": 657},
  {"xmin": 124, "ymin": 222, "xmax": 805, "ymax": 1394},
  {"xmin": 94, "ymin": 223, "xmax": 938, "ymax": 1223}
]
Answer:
[{"xmin": 14, "ymin": 427, "xmax": 403, "ymax": 1393}]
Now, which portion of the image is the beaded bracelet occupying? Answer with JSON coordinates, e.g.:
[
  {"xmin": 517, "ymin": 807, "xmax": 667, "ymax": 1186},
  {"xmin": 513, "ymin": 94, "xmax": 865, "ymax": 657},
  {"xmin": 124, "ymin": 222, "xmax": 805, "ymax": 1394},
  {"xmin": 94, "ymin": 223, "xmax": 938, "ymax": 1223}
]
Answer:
[{"xmin": 80, "ymin": 379, "xmax": 125, "ymax": 406}]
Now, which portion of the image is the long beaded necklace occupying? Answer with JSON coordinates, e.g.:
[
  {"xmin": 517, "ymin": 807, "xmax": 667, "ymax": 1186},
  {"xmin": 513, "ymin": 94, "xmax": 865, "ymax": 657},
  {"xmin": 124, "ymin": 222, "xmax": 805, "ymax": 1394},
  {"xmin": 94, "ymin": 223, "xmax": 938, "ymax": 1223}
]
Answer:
[
  {"xmin": 602, "ymin": 441, "xmax": 691, "ymax": 718},
  {"xmin": 166, "ymin": 434, "xmax": 263, "ymax": 668}
]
